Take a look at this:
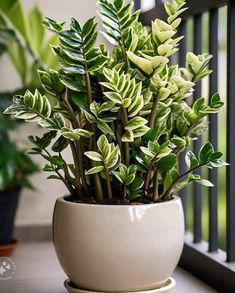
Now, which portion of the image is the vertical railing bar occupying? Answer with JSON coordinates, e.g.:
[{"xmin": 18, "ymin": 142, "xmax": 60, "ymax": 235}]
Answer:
[
  {"xmin": 134, "ymin": 0, "xmax": 141, "ymax": 11},
  {"xmin": 208, "ymin": 8, "xmax": 219, "ymax": 252},
  {"xmin": 226, "ymin": 0, "xmax": 235, "ymax": 262},
  {"xmin": 193, "ymin": 14, "xmax": 203, "ymax": 244},
  {"xmin": 178, "ymin": 20, "xmax": 188, "ymax": 228}
]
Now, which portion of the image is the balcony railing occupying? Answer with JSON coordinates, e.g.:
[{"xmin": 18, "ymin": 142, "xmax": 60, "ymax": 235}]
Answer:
[{"xmin": 136, "ymin": 0, "xmax": 235, "ymax": 291}]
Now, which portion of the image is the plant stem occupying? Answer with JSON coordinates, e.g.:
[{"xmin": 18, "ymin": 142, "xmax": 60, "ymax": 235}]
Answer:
[
  {"xmin": 104, "ymin": 166, "xmax": 112, "ymax": 200},
  {"xmin": 143, "ymin": 157, "xmax": 157, "ymax": 196},
  {"xmin": 149, "ymin": 94, "xmax": 159, "ymax": 128},
  {"xmin": 121, "ymin": 107, "xmax": 130, "ymax": 166},
  {"xmin": 85, "ymin": 71, "xmax": 93, "ymax": 105},
  {"xmin": 56, "ymin": 170, "xmax": 75, "ymax": 195},
  {"xmin": 63, "ymin": 92, "xmax": 88, "ymax": 192},
  {"xmin": 63, "ymin": 161, "xmax": 76, "ymax": 186},
  {"xmin": 143, "ymin": 163, "xmax": 153, "ymax": 196},
  {"xmin": 112, "ymin": 121, "xmax": 122, "ymax": 151},
  {"xmin": 84, "ymin": 69, "xmax": 103, "ymax": 200},
  {"xmin": 163, "ymin": 164, "xmax": 203, "ymax": 200},
  {"xmin": 69, "ymin": 141, "xmax": 83, "ymax": 197},
  {"xmin": 123, "ymin": 184, "xmax": 127, "ymax": 201},
  {"xmin": 184, "ymin": 116, "xmax": 205, "ymax": 136},
  {"xmin": 152, "ymin": 170, "xmax": 159, "ymax": 202}
]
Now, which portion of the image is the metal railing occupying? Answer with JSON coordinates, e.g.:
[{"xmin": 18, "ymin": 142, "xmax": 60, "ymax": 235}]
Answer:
[{"xmin": 137, "ymin": 0, "xmax": 235, "ymax": 291}]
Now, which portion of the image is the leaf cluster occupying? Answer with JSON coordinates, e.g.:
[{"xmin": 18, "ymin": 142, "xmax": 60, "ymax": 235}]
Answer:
[{"xmin": 4, "ymin": 0, "xmax": 227, "ymax": 203}]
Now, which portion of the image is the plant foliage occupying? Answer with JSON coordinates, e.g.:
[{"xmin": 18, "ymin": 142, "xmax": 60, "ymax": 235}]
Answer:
[{"xmin": 4, "ymin": 0, "xmax": 227, "ymax": 202}]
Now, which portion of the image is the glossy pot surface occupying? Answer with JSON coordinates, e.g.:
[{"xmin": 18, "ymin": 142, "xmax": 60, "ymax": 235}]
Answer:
[{"xmin": 53, "ymin": 196, "xmax": 184, "ymax": 292}]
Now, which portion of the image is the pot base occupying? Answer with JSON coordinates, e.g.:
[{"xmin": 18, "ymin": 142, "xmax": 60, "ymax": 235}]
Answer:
[
  {"xmin": 64, "ymin": 278, "xmax": 176, "ymax": 293},
  {"xmin": 0, "ymin": 240, "xmax": 19, "ymax": 256}
]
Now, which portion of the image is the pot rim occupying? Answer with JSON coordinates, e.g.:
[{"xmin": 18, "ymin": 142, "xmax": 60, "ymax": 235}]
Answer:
[{"xmin": 56, "ymin": 195, "xmax": 180, "ymax": 208}]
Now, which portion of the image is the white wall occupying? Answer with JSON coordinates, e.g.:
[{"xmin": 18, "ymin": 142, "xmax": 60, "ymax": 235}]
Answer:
[{"xmin": 0, "ymin": 0, "xmax": 106, "ymax": 226}]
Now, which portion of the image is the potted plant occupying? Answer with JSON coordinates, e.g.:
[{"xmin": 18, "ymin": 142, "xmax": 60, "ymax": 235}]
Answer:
[
  {"xmin": 0, "ymin": 109, "xmax": 38, "ymax": 256},
  {"xmin": 0, "ymin": 0, "xmax": 58, "ymax": 255},
  {"xmin": 4, "ymin": 0, "xmax": 227, "ymax": 291}
]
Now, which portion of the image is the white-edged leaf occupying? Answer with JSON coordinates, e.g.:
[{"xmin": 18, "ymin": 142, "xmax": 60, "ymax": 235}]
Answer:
[
  {"xmin": 85, "ymin": 166, "xmax": 104, "ymax": 175},
  {"xmin": 104, "ymin": 92, "xmax": 122, "ymax": 103},
  {"xmin": 140, "ymin": 147, "xmax": 155, "ymax": 158},
  {"xmin": 125, "ymin": 116, "xmax": 148, "ymax": 131},
  {"xmin": 84, "ymin": 151, "xmax": 103, "ymax": 161}
]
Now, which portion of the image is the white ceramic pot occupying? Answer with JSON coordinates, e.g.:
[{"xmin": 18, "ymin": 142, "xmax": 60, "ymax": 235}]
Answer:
[{"xmin": 53, "ymin": 196, "xmax": 184, "ymax": 292}]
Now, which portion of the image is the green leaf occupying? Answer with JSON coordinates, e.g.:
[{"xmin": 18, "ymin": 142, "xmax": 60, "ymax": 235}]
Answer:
[
  {"xmin": 43, "ymin": 17, "xmax": 64, "ymax": 33},
  {"xmin": 122, "ymin": 130, "xmax": 134, "ymax": 142},
  {"xmin": 130, "ymin": 177, "xmax": 144, "ymax": 191},
  {"xmin": 75, "ymin": 129, "xmax": 93, "ymax": 138},
  {"xmin": 40, "ymin": 131, "xmax": 57, "ymax": 149},
  {"xmin": 112, "ymin": 171, "xmax": 123, "ymax": 183},
  {"xmin": 140, "ymin": 146, "xmax": 155, "ymax": 158},
  {"xmin": 70, "ymin": 93, "xmax": 88, "ymax": 110},
  {"xmin": 189, "ymin": 174, "xmax": 214, "ymax": 187},
  {"xmin": 7, "ymin": 42, "xmax": 27, "ymax": 84},
  {"xmin": 38, "ymin": 69, "xmax": 65, "ymax": 96},
  {"xmin": 47, "ymin": 175, "xmax": 61, "ymax": 180},
  {"xmin": 0, "ymin": 0, "xmax": 30, "ymax": 41},
  {"xmin": 125, "ymin": 174, "xmax": 135, "ymax": 185},
  {"xmin": 128, "ymin": 192, "xmax": 141, "ymax": 200},
  {"xmin": 199, "ymin": 142, "xmax": 214, "ymax": 164},
  {"xmin": 48, "ymin": 156, "xmax": 64, "ymax": 167},
  {"xmin": 42, "ymin": 164, "xmax": 53, "ymax": 172},
  {"xmin": 197, "ymin": 178, "xmax": 214, "ymax": 187},
  {"xmin": 85, "ymin": 166, "xmax": 104, "ymax": 175},
  {"xmin": 211, "ymin": 92, "xmax": 220, "ymax": 104},
  {"xmin": 158, "ymin": 154, "xmax": 176, "ymax": 172},
  {"xmin": 52, "ymin": 135, "xmax": 69, "ymax": 152},
  {"xmin": 106, "ymin": 146, "xmax": 120, "ymax": 169},
  {"xmin": 164, "ymin": 174, "xmax": 173, "ymax": 192},
  {"xmin": 97, "ymin": 121, "xmax": 114, "ymax": 136},
  {"xmin": 104, "ymin": 92, "xmax": 122, "ymax": 103},
  {"xmin": 125, "ymin": 117, "xmax": 148, "ymax": 131},
  {"xmin": 84, "ymin": 110, "xmax": 96, "ymax": 123},
  {"xmin": 84, "ymin": 151, "xmax": 103, "ymax": 162},
  {"xmin": 28, "ymin": 6, "xmax": 44, "ymax": 56},
  {"xmin": 193, "ymin": 97, "xmax": 205, "ymax": 115},
  {"xmin": 185, "ymin": 150, "xmax": 199, "ymax": 169},
  {"xmin": 97, "ymin": 135, "xmax": 109, "ymax": 152}
]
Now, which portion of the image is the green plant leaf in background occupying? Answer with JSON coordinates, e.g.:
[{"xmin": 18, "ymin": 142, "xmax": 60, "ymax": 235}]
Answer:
[
  {"xmin": 0, "ymin": 0, "xmax": 58, "ymax": 87},
  {"xmin": 28, "ymin": 6, "xmax": 44, "ymax": 57}
]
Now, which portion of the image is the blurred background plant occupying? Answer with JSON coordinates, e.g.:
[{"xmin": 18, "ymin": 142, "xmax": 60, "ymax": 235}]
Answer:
[
  {"xmin": 0, "ymin": 0, "xmax": 58, "ymax": 250},
  {"xmin": 0, "ymin": 0, "xmax": 59, "ymax": 191}
]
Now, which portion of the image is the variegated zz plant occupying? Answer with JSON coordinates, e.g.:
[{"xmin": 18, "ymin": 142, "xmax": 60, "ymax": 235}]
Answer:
[{"xmin": 4, "ymin": 0, "xmax": 227, "ymax": 203}]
